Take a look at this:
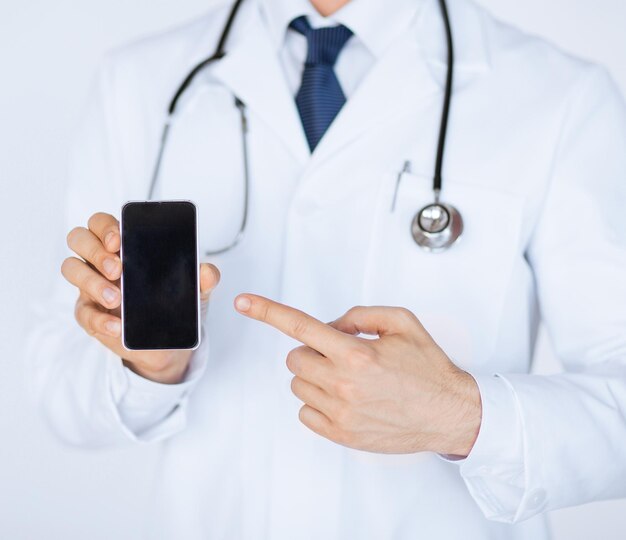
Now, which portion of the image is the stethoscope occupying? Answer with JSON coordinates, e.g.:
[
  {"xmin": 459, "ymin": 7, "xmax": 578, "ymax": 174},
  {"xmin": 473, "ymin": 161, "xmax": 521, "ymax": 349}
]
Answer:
[{"xmin": 148, "ymin": 0, "xmax": 462, "ymax": 255}]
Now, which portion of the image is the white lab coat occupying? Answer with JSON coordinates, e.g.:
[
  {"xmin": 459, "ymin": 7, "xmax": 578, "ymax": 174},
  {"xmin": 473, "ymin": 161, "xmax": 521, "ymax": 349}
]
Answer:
[{"xmin": 28, "ymin": 0, "xmax": 626, "ymax": 538}]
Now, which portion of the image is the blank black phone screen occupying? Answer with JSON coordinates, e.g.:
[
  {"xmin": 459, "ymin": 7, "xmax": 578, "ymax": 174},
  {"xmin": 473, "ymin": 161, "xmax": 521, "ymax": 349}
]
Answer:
[{"xmin": 121, "ymin": 201, "xmax": 199, "ymax": 350}]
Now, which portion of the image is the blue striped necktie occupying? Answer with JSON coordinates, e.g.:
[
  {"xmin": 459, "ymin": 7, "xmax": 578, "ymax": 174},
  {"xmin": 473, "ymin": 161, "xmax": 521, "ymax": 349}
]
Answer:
[{"xmin": 289, "ymin": 16, "xmax": 354, "ymax": 152}]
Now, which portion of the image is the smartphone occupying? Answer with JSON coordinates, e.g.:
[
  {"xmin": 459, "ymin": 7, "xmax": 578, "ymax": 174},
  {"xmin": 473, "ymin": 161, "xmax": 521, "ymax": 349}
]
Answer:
[{"xmin": 120, "ymin": 201, "xmax": 200, "ymax": 350}]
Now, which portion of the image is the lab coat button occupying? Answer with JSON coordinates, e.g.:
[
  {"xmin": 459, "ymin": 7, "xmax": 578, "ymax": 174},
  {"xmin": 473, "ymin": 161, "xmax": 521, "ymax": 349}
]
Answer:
[{"xmin": 527, "ymin": 489, "xmax": 547, "ymax": 509}]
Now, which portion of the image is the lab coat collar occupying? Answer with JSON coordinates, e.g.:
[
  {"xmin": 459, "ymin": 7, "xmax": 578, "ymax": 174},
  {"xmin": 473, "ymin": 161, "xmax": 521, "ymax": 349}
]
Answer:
[
  {"xmin": 420, "ymin": 0, "xmax": 492, "ymax": 73},
  {"xmin": 180, "ymin": 0, "xmax": 491, "ymax": 166},
  {"xmin": 194, "ymin": 0, "xmax": 311, "ymax": 164},
  {"xmin": 260, "ymin": 0, "xmax": 424, "ymax": 59},
  {"xmin": 258, "ymin": 0, "xmax": 491, "ymax": 70},
  {"xmin": 307, "ymin": 0, "xmax": 492, "ymax": 166}
]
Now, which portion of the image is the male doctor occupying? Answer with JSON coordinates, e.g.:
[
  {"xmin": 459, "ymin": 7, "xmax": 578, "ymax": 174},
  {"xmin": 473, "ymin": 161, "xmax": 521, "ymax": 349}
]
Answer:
[{"xmin": 30, "ymin": 0, "xmax": 626, "ymax": 538}]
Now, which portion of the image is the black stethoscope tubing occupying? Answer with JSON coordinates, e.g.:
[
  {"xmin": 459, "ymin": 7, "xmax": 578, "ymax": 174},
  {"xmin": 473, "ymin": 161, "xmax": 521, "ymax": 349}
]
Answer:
[{"xmin": 434, "ymin": 0, "xmax": 454, "ymax": 196}]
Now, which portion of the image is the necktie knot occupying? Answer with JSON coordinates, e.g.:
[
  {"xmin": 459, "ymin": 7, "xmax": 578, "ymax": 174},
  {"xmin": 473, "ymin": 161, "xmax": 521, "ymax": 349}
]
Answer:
[{"xmin": 289, "ymin": 16, "xmax": 353, "ymax": 67}]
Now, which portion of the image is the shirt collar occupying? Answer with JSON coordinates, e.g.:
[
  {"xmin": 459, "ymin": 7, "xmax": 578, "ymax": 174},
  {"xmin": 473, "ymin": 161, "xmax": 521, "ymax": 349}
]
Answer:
[{"xmin": 260, "ymin": 0, "xmax": 425, "ymax": 58}]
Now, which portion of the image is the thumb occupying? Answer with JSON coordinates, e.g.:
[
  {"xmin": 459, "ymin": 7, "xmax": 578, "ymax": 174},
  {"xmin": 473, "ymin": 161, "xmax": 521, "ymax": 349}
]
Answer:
[
  {"xmin": 200, "ymin": 263, "xmax": 221, "ymax": 304},
  {"xmin": 329, "ymin": 306, "xmax": 419, "ymax": 337}
]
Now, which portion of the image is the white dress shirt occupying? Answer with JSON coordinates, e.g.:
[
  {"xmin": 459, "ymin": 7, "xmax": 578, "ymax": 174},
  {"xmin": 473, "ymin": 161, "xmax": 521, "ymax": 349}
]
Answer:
[{"xmin": 261, "ymin": 0, "xmax": 422, "ymax": 98}]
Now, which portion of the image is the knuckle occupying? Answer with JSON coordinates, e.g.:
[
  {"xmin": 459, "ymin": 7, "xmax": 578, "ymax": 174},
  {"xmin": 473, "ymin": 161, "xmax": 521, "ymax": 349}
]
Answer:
[
  {"xmin": 333, "ymin": 378, "xmax": 357, "ymax": 402},
  {"xmin": 73, "ymin": 301, "xmax": 83, "ymax": 326},
  {"xmin": 297, "ymin": 405, "xmax": 309, "ymax": 425},
  {"xmin": 285, "ymin": 349, "xmax": 299, "ymax": 372},
  {"xmin": 323, "ymin": 422, "xmax": 341, "ymax": 442},
  {"xmin": 257, "ymin": 302, "xmax": 271, "ymax": 323},
  {"xmin": 207, "ymin": 264, "xmax": 221, "ymax": 284},
  {"xmin": 286, "ymin": 346, "xmax": 311, "ymax": 374},
  {"xmin": 346, "ymin": 305, "xmax": 364, "ymax": 317},
  {"xmin": 107, "ymin": 224, "xmax": 121, "ymax": 240},
  {"xmin": 289, "ymin": 317, "xmax": 308, "ymax": 340},
  {"xmin": 299, "ymin": 405, "xmax": 326, "ymax": 436},
  {"xmin": 346, "ymin": 345, "xmax": 375, "ymax": 368},
  {"xmin": 335, "ymin": 428, "xmax": 355, "ymax": 447},
  {"xmin": 87, "ymin": 275, "xmax": 112, "ymax": 301},
  {"xmin": 397, "ymin": 307, "xmax": 417, "ymax": 324},
  {"xmin": 87, "ymin": 212, "xmax": 108, "ymax": 232},
  {"xmin": 87, "ymin": 242, "xmax": 104, "ymax": 267},
  {"xmin": 332, "ymin": 403, "xmax": 354, "ymax": 429},
  {"xmin": 66, "ymin": 227, "xmax": 83, "ymax": 249},
  {"xmin": 82, "ymin": 272, "xmax": 99, "ymax": 294},
  {"xmin": 76, "ymin": 304, "xmax": 97, "ymax": 336},
  {"xmin": 60, "ymin": 257, "xmax": 74, "ymax": 279},
  {"xmin": 290, "ymin": 376, "xmax": 301, "ymax": 395},
  {"xmin": 86, "ymin": 310, "xmax": 100, "ymax": 336}
]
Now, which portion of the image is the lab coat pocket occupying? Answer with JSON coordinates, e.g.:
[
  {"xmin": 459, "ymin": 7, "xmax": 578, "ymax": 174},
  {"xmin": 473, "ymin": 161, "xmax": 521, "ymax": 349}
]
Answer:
[{"xmin": 362, "ymin": 171, "xmax": 525, "ymax": 370}]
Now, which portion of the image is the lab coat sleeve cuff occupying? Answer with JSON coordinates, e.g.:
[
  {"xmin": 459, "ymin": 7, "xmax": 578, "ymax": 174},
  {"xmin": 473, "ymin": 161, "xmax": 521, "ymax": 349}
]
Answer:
[
  {"xmin": 441, "ymin": 373, "xmax": 528, "ymax": 522},
  {"xmin": 107, "ymin": 332, "xmax": 209, "ymax": 443}
]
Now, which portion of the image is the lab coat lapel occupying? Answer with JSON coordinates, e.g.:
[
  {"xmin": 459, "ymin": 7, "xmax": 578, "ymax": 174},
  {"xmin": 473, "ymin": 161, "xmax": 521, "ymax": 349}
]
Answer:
[
  {"xmin": 308, "ymin": 0, "xmax": 491, "ymax": 168},
  {"xmin": 308, "ymin": 33, "xmax": 438, "ymax": 168},
  {"xmin": 208, "ymin": 4, "xmax": 310, "ymax": 165}
]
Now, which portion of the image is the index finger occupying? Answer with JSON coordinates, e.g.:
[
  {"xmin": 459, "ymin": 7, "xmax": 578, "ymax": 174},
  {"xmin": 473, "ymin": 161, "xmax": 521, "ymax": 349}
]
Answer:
[
  {"xmin": 234, "ymin": 294, "xmax": 353, "ymax": 357},
  {"xmin": 87, "ymin": 212, "xmax": 120, "ymax": 253}
]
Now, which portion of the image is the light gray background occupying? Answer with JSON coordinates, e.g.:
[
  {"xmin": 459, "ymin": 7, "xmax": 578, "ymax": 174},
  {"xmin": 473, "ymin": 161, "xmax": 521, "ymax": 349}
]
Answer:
[{"xmin": 1, "ymin": 1, "xmax": 625, "ymax": 538}]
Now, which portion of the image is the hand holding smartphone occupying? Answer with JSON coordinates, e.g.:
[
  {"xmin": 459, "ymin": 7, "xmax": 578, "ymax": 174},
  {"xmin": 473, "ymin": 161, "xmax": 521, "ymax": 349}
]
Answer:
[
  {"xmin": 62, "ymin": 204, "xmax": 219, "ymax": 384},
  {"xmin": 121, "ymin": 201, "xmax": 201, "ymax": 350}
]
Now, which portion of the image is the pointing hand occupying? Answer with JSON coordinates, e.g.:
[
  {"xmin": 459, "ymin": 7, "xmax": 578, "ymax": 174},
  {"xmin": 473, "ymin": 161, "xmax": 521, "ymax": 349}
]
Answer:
[{"xmin": 235, "ymin": 294, "xmax": 481, "ymax": 456}]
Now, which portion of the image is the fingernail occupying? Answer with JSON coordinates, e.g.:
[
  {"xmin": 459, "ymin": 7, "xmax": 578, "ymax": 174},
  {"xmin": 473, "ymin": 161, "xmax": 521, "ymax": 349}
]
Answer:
[
  {"xmin": 104, "ymin": 320, "xmax": 121, "ymax": 336},
  {"xmin": 105, "ymin": 232, "xmax": 115, "ymax": 247},
  {"xmin": 235, "ymin": 295, "xmax": 251, "ymax": 312},
  {"xmin": 103, "ymin": 258, "xmax": 118, "ymax": 276},
  {"xmin": 102, "ymin": 287, "xmax": 119, "ymax": 304}
]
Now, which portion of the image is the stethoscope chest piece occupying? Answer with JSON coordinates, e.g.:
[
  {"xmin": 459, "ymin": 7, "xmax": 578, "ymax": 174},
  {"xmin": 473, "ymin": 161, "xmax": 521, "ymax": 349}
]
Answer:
[{"xmin": 411, "ymin": 201, "xmax": 463, "ymax": 252}]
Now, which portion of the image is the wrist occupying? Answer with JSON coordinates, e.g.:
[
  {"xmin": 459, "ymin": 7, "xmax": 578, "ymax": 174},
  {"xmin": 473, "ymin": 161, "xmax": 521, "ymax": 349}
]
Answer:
[
  {"xmin": 123, "ymin": 355, "xmax": 191, "ymax": 385},
  {"xmin": 436, "ymin": 369, "xmax": 482, "ymax": 457}
]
